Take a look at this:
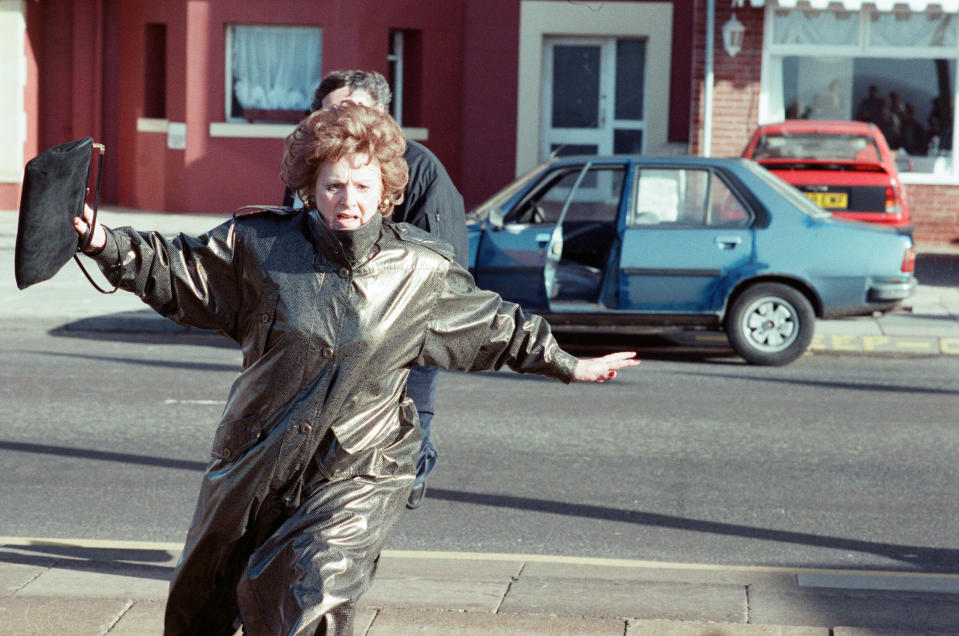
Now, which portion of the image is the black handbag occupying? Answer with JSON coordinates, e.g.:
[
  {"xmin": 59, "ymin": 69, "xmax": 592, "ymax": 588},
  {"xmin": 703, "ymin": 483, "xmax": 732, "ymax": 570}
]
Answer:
[{"xmin": 14, "ymin": 137, "xmax": 114, "ymax": 292}]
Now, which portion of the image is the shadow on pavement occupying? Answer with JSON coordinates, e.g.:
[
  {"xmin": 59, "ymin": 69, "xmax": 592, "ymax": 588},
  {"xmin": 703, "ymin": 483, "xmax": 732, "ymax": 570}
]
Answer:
[{"xmin": 0, "ymin": 543, "xmax": 176, "ymax": 581}]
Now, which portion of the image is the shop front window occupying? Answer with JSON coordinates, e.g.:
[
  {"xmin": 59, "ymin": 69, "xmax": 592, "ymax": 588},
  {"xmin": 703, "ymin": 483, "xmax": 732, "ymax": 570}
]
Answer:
[{"xmin": 765, "ymin": 9, "xmax": 959, "ymax": 179}]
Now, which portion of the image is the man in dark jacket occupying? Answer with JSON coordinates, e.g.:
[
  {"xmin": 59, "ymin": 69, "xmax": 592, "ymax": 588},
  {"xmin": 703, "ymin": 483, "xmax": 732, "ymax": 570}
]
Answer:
[{"xmin": 287, "ymin": 70, "xmax": 467, "ymax": 509}]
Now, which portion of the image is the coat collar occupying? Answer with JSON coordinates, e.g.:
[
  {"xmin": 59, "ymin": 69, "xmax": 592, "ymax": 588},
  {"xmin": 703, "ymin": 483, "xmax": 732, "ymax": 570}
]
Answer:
[{"xmin": 308, "ymin": 210, "xmax": 383, "ymax": 269}]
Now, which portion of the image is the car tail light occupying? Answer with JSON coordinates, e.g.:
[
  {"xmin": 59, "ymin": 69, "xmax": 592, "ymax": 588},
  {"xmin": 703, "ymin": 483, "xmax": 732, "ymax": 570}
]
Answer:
[
  {"xmin": 885, "ymin": 185, "xmax": 902, "ymax": 214},
  {"xmin": 901, "ymin": 246, "xmax": 915, "ymax": 273}
]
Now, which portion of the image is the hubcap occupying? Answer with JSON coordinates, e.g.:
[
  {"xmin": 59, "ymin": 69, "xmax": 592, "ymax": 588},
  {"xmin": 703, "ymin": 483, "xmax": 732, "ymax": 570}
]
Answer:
[{"xmin": 740, "ymin": 296, "xmax": 799, "ymax": 352}]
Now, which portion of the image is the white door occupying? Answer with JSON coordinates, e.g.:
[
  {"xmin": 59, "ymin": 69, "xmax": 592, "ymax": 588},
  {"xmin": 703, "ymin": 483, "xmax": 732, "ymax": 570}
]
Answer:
[{"xmin": 541, "ymin": 37, "xmax": 647, "ymax": 160}]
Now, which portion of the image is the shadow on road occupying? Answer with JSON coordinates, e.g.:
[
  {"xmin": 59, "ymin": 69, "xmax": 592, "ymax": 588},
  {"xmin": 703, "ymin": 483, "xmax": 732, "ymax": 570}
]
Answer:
[
  {"xmin": 426, "ymin": 487, "xmax": 959, "ymax": 573},
  {"xmin": 0, "ymin": 440, "xmax": 206, "ymax": 472},
  {"xmin": 916, "ymin": 252, "xmax": 959, "ymax": 286}
]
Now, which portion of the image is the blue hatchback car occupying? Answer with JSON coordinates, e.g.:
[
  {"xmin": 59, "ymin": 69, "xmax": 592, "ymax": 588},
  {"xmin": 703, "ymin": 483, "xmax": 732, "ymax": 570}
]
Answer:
[{"xmin": 466, "ymin": 156, "xmax": 917, "ymax": 365}]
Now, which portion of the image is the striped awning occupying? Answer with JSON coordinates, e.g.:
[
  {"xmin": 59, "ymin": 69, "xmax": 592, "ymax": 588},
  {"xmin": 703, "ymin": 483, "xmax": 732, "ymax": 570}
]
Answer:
[{"xmin": 744, "ymin": 0, "xmax": 959, "ymax": 11}]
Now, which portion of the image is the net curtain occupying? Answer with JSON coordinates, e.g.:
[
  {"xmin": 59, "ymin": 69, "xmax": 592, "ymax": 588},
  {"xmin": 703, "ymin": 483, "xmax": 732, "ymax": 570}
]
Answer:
[{"xmin": 231, "ymin": 25, "xmax": 322, "ymax": 111}]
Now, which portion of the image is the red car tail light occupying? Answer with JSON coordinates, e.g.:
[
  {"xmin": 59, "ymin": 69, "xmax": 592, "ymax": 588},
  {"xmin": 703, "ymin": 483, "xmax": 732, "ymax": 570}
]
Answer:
[
  {"xmin": 885, "ymin": 185, "xmax": 901, "ymax": 214},
  {"xmin": 901, "ymin": 246, "xmax": 916, "ymax": 273}
]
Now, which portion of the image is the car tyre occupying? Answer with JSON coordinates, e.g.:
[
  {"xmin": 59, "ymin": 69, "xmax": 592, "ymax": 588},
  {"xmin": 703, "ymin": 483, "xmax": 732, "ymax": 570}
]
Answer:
[{"xmin": 725, "ymin": 283, "xmax": 814, "ymax": 366}]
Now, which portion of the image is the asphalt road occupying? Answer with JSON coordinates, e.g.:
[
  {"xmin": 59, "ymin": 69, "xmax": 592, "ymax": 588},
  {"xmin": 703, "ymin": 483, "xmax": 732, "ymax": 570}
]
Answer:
[{"xmin": 1, "ymin": 329, "xmax": 957, "ymax": 575}]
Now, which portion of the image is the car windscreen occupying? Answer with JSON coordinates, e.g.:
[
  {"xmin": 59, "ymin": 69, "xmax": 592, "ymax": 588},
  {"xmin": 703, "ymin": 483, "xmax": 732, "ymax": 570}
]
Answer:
[
  {"xmin": 467, "ymin": 162, "xmax": 550, "ymax": 221},
  {"xmin": 751, "ymin": 133, "xmax": 882, "ymax": 163},
  {"xmin": 741, "ymin": 161, "xmax": 831, "ymax": 219}
]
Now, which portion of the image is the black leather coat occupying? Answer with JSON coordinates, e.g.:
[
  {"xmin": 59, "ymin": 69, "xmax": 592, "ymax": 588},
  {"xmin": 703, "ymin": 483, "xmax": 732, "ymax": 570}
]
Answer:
[{"xmin": 92, "ymin": 207, "xmax": 577, "ymax": 634}]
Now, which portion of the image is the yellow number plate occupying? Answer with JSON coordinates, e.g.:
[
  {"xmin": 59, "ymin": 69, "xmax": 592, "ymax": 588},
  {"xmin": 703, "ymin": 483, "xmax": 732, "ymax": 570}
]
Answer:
[{"xmin": 804, "ymin": 191, "xmax": 848, "ymax": 209}]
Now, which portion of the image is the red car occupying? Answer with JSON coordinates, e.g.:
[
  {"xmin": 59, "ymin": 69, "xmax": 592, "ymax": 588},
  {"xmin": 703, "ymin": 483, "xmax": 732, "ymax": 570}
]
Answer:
[{"xmin": 742, "ymin": 120, "xmax": 911, "ymax": 232}]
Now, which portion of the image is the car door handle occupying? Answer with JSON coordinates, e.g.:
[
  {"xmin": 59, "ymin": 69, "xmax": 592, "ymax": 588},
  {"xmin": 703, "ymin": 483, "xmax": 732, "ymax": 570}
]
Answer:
[
  {"xmin": 535, "ymin": 232, "xmax": 551, "ymax": 245},
  {"xmin": 714, "ymin": 236, "xmax": 742, "ymax": 249}
]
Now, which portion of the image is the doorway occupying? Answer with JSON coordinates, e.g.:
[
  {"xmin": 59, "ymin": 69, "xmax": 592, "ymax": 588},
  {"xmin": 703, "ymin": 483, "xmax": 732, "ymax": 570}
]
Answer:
[{"xmin": 541, "ymin": 37, "xmax": 647, "ymax": 160}]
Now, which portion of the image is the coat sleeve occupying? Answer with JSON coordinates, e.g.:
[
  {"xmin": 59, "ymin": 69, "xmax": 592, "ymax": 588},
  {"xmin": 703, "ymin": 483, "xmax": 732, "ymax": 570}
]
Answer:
[
  {"xmin": 414, "ymin": 261, "xmax": 578, "ymax": 383},
  {"xmin": 91, "ymin": 219, "xmax": 242, "ymax": 339}
]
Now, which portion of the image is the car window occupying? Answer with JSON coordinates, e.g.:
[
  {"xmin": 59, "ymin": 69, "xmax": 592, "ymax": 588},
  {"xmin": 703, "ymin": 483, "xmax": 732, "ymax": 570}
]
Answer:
[
  {"xmin": 508, "ymin": 165, "xmax": 625, "ymax": 225},
  {"xmin": 751, "ymin": 133, "xmax": 881, "ymax": 162},
  {"xmin": 630, "ymin": 168, "xmax": 749, "ymax": 227}
]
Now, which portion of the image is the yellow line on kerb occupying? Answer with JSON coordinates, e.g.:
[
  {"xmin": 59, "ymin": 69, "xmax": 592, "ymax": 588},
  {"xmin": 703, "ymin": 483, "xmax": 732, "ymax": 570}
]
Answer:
[{"xmin": 4, "ymin": 536, "xmax": 957, "ymax": 581}]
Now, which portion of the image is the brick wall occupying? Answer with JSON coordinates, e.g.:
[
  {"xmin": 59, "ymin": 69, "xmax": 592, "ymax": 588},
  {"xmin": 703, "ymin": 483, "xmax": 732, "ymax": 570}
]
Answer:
[
  {"xmin": 688, "ymin": 5, "xmax": 764, "ymax": 158},
  {"xmin": 904, "ymin": 184, "xmax": 959, "ymax": 246},
  {"xmin": 690, "ymin": 1, "xmax": 959, "ymax": 247}
]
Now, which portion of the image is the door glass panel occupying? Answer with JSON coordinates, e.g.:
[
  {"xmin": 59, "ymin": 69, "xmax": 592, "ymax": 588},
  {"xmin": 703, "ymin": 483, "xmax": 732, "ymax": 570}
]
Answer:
[
  {"xmin": 614, "ymin": 129, "xmax": 643, "ymax": 154},
  {"xmin": 552, "ymin": 45, "xmax": 600, "ymax": 128},
  {"xmin": 615, "ymin": 40, "xmax": 646, "ymax": 120},
  {"xmin": 707, "ymin": 178, "xmax": 749, "ymax": 226},
  {"xmin": 632, "ymin": 168, "xmax": 710, "ymax": 225}
]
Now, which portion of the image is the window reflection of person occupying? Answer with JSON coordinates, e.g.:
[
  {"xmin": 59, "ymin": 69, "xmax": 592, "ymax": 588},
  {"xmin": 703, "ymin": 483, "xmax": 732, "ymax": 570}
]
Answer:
[
  {"xmin": 812, "ymin": 79, "xmax": 843, "ymax": 120},
  {"xmin": 786, "ymin": 99, "xmax": 810, "ymax": 119},
  {"xmin": 873, "ymin": 99, "xmax": 900, "ymax": 149},
  {"xmin": 898, "ymin": 103, "xmax": 926, "ymax": 156},
  {"xmin": 856, "ymin": 84, "xmax": 882, "ymax": 123}
]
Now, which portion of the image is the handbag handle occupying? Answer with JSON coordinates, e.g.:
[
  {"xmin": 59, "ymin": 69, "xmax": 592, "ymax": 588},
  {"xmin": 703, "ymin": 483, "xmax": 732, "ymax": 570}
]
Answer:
[{"xmin": 74, "ymin": 143, "xmax": 118, "ymax": 294}]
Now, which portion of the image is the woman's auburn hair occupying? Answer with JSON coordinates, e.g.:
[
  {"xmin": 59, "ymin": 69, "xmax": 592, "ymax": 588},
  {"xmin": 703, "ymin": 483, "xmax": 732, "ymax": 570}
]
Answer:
[{"xmin": 281, "ymin": 102, "xmax": 409, "ymax": 215}]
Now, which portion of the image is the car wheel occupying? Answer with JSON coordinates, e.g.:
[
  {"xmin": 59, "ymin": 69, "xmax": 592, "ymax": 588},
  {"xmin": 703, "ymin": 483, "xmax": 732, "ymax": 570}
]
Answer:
[{"xmin": 725, "ymin": 283, "xmax": 814, "ymax": 366}]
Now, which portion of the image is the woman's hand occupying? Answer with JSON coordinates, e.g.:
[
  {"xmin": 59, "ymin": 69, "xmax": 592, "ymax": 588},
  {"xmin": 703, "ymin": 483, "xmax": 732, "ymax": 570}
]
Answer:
[
  {"xmin": 571, "ymin": 351, "xmax": 641, "ymax": 383},
  {"xmin": 72, "ymin": 203, "xmax": 107, "ymax": 254}
]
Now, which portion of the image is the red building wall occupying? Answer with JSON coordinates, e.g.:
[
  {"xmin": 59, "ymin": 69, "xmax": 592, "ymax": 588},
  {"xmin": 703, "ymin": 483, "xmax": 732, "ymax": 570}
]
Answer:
[
  {"xmin": 112, "ymin": 0, "xmax": 465, "ymax": 215},
  {"xmin": 459, "ymin": 0, "xmax": 520, "ymax": 209},
  {"xmin": 23, "ymin": 0, "xmax": 466, "ymax": 215}
]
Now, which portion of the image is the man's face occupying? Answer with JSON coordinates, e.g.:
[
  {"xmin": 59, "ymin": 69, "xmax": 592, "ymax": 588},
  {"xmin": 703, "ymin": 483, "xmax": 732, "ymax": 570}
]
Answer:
[{"xmin": 321, "ymin": 87, "xmax": 381, "ymax": 110}]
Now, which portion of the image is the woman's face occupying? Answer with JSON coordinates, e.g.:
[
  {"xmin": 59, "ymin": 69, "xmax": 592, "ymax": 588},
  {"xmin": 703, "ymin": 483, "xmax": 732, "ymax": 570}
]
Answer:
[{"xmin": 312, "ymin": 153, "xmax": 384, "ymax": 231}]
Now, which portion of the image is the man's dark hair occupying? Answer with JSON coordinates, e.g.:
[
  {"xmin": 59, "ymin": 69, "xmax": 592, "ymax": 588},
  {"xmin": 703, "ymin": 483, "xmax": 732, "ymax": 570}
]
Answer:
[{"xmin": 311, "ymin": 70, "xmax": 392, "ymax": 112}]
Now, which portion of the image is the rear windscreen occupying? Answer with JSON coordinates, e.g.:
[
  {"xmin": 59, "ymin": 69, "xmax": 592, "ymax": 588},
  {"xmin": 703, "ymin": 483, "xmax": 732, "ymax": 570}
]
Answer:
[{"xmin": 751, "ymin": 133, "xmax": 881, "ymax": 163}]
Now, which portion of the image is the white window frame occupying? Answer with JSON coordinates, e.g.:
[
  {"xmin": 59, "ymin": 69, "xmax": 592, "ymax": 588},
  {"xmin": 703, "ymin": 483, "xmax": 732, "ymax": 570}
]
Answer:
[
  {"xmin": 387, "ymin": 30, "xmax": 404, "ymax": 126},
  {"xmin": 0, "ymin": 0, "xmax": 26, "ymax": 183}
]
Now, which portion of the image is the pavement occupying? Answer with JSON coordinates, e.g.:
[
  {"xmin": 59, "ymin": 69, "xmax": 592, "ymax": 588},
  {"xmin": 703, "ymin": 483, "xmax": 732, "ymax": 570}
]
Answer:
[{"xmin": 1, "ymin": 206, "xmax": 959, "ymax": 635}]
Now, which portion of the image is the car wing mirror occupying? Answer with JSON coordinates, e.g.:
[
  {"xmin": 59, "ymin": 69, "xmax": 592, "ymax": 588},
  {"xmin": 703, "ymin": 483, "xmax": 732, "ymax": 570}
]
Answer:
[{"xmin": 488, "ymin": 205, "xmax": 504, "ymax": 229}]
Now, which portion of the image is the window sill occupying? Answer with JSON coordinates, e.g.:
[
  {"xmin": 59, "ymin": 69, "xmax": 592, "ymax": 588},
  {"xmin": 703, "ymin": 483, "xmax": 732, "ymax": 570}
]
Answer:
[
  {"xmin": 210, "ymin": 122, "xmax": 295, "ymax": 138},
  {"xmin": 209, "ymin": 122, "xmax": 429, "ymax": 141},
  {"xmin": 900, "ymin": 172, "xmax": 959, "ymax": 187},
  {"xmin": 137, "ymin": 118, "xmax": 168, "ymax": 133}
]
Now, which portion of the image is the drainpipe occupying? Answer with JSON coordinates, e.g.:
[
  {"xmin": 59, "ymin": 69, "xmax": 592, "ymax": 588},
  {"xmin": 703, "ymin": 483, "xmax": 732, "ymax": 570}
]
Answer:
[{"xmin": 703, "ymin": 0, "xmax": 715, "ymax": 157}]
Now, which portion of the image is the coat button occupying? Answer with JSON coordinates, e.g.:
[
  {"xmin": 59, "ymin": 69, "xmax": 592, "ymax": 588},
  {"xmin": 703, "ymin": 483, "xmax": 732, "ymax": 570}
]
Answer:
[
  {"xmin": 222, "ymin": 448, "xmax": 231, "ymax": 458},
  {"xmin": 322, "ymin": 347, "xmax": 334, "ymax": 359},
  {"xmin": 260, "ymin": 312, "xmax": 270, "ymax": 324},
  {"xmin": 299, "ymin": 423, "xmax": 312, "ymax": 434},
  {"xmin": 338, "ymin": 267, "xmax": 349, "ymax": 278}
]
